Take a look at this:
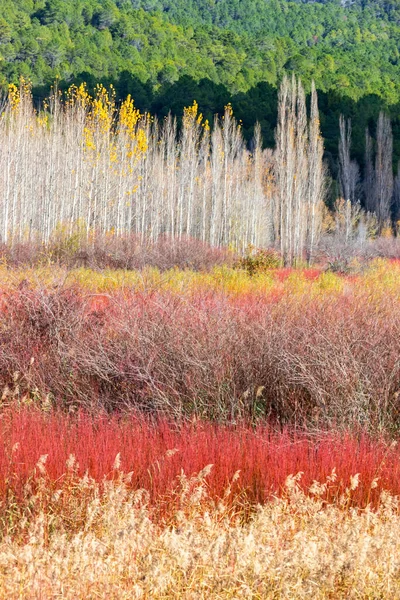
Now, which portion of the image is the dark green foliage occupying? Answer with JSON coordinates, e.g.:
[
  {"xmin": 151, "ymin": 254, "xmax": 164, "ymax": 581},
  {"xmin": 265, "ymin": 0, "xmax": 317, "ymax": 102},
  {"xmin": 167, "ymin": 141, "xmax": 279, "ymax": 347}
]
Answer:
[{"xmin": 2, "ymin": 0, "xmax": 400, "ymax": 104}]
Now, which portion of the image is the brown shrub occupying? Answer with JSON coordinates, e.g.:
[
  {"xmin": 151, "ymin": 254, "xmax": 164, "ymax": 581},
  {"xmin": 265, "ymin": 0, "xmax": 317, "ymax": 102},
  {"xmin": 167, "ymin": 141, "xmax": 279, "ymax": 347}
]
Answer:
[
  {"xmin": 0, "ymin": 283, "xmax": 400, "ymax": 431},
  {"xmin": 0, "ymin": 235, "xmax": 235, "ymax": 272}
]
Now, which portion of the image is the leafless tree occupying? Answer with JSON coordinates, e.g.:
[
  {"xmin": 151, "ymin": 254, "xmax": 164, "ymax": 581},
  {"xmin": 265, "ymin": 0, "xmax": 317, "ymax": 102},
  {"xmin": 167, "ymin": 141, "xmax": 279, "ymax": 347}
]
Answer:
[
  {"xmin": 338, "ymin": 115, "xmax": 360, "ymax": 205},
  {"xmin": 306, "ymin": 82, "xmax": 326, "ymax": 263},
  {"xmin": 364, "ymin": 129, "xmax": 375, "ymax": 214},
  {"xmin": 0, "ymin": 86, "xmax": 274, "ymax": 252},
  {"xmin": 275, "ymin": 76, "xmax": 325, "ymax": 265},
  {"xmin": 364, "ymin": 114, "xmax": 393, "ymax": 229},
  {"xmin": 339, "ymin": 115, "xmax": 352, "ymax": 202},
  {"xmin": 374, "ymin": 112, "xmax": 393, "ymax": 226}
]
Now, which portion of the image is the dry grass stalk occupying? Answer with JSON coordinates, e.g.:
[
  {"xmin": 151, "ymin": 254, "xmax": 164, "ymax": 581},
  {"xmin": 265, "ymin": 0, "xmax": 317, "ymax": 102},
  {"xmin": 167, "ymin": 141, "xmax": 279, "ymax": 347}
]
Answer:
[{"xmin": 0, "ymin": 467, "xmax": 399, "ymax": 598}]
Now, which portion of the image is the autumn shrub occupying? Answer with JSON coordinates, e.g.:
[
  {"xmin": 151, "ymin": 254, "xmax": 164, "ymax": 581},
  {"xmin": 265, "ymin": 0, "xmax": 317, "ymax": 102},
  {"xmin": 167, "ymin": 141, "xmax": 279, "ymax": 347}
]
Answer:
[
  {"xmin": 0, "ymin": 240, "xmax": 46, "ymax": 267},
  {"xmin": 236, "ymin": 246, "xmax": 282, "ymax": 275},
  {"xmin": 0, "ymin": 235, "xmax": 235, "ymax": 272},
  {"xmin": 59, "ymin": 234, "xmax": 236, "ymax": 271},
  {"xmin": 316, "ymin": 233, "xmax": 400, "ymax": 272},
  {"xmin": 0, "ymin": 274, "xmax": 400, "ymax": 429}
]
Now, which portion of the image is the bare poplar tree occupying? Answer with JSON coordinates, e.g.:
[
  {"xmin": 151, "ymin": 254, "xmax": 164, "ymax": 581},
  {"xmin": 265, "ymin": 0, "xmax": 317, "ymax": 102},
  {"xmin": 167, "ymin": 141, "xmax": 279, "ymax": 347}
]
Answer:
[
  {"xmin": 306, "ymin": 82, "xmax": 325, "ymax": 263},
  {"xmin": 275, "ymin": 76, "xmax": 325, "ymax": 265},
  {"xmin": 163, "ymin": 114, "xmax": 178, "ymax": 239},
  {"xmin": 364, "ymin": 129, "xmax": 375, "ymax": 214},
  {"xmin": 338, "ymin": 115, "xmax": 360, "ymax": 205},
  {"xmin": 374, "ymin": 112, "xmax": 393, "ymax": 226},
  {"xmin": 177, "ymin": 102, "xmax": 202, "ymax": 238},
  {"xmin": 339, "ymin": 115, "xmax": 352, "ymax": 202},
  {"xmin": 275, "ymin": 75, "xmax": 301, "ymax": 265},
  {"xmin": 250, "ymin": 123, "xmax": 272, "ymax": 247},
  {"xmin": 209, "ymin": 116, "xmax": 224, "ymax": 246}
]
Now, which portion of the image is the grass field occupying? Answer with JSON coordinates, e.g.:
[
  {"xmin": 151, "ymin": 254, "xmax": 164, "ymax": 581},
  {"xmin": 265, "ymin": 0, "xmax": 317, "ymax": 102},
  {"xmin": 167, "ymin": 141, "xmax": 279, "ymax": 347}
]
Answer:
[
  {"xmin": 1, "ymin": 255, "xmax": 400, "ymax": 597},
  {"xmin": 1, "ymin": 409, "xmax": 400, "ymax": 598}
]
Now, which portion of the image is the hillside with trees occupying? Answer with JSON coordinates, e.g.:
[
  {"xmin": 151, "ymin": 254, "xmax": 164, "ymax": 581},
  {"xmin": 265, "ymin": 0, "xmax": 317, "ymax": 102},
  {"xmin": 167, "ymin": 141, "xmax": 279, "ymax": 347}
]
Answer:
[{"xmin": 1, "ymin": 0, "xmax": 400, "ymax": 103}]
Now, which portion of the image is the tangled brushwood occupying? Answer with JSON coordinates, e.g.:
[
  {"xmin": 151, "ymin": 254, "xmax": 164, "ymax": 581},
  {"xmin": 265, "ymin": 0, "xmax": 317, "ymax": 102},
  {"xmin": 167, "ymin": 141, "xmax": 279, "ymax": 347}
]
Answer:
[{"xmin": 0, "ymin": 260, "xmax": 400, "ymax": 430}]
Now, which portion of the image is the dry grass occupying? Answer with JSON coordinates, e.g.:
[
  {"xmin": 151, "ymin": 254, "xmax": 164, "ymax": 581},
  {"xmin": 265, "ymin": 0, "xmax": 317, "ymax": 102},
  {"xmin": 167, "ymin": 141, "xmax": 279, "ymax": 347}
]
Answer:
[{"xmin": 0, "ymin": 466, "xmax": 399, "ymax": 598}]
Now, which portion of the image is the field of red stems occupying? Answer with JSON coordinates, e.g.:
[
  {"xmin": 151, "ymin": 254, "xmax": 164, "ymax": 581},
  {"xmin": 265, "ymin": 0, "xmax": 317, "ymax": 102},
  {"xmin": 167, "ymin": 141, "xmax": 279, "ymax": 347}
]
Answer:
[
  {"xmin": 1, "ymin": 408, "xmax": 399, "ymax": 521},
  {"xmin": 0, "ymin": 259, "xmax": 399, "ymax": 430}
]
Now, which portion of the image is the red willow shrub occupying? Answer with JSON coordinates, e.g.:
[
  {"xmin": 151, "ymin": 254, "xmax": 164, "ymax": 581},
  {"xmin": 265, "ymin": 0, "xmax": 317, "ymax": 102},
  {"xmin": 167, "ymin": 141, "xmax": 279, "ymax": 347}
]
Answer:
[
  {"xmin": 0, "ymin": 284, "xmax": 400, "ymax": 429},
  {"xmin": 0, "ymin": 409, "xmax": 399, "ymax": 517}
]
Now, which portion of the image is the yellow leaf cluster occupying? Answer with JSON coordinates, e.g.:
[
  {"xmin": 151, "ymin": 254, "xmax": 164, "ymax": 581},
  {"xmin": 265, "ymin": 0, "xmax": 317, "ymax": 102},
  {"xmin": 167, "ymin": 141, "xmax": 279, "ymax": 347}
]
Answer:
[
  {"xmin": 8, "ymin": 83, "xmax": 20, "ymax": 112},
  {"xmin": 119, "ymin": 94, "xmax": 141, "ymax": 136},
  {"xmin": 183, "ymin": 100, "xmax": 203, "ymax": 128}
]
